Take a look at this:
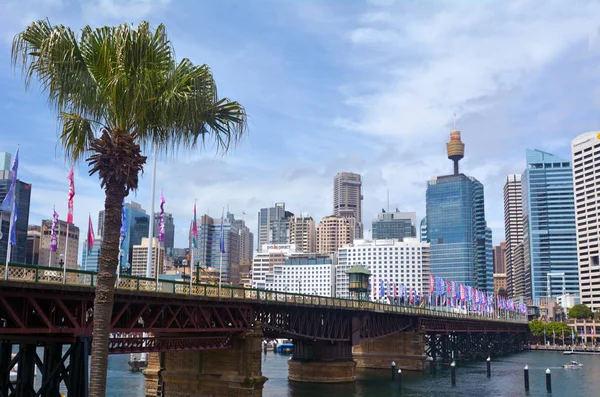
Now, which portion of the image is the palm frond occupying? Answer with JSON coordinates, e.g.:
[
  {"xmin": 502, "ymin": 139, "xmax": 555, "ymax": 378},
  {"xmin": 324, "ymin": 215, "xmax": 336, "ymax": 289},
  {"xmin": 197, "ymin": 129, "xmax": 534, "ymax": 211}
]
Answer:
[{"xmin": 59, "ymin": 112, "xmax": 98, "ymax": 162}]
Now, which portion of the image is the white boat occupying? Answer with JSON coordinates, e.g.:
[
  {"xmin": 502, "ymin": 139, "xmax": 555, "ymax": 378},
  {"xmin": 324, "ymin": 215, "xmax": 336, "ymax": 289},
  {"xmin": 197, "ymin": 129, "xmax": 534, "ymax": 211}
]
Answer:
[
  {"xmin": 563, "ymin": 350, "xmax": 574, "ymax": 355},
  {"xmin": 564, "ymin": 360, "xmax": 583, "ymax": 369}
]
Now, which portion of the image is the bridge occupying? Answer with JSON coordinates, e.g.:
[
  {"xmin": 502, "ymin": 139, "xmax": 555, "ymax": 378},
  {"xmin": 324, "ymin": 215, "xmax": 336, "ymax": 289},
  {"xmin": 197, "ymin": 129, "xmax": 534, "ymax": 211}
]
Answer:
[{"xmin": 0, "ymin": 263, "xmax": 528, "ymax": 397}]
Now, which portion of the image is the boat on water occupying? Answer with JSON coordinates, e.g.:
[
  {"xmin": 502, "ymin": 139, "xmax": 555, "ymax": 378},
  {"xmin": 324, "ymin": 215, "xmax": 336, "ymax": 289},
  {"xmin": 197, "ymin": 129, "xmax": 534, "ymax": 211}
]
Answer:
[
  {"xmin": 563, "ymin": 350, "xmax": 574, "ymax": 355},
  {"xmin": 274, "ymin": 338, "xmax": 293, "ymax": 354},
  {"xmin": 564, "ymin": 360, "xmax": 583, "ymax": 369},
  {"xmin": 128, "ymin": 353, "xmax": 148, "ymax": 371}
]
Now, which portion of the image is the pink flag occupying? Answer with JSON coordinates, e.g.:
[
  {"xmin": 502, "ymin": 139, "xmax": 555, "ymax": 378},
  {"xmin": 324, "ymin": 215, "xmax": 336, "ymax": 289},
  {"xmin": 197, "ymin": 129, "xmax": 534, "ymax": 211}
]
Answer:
[
  {"xmin": 87, "ymin": 215, "xmax": 95, "ymax": 252},
  {"xmin": 394, "ymin": 283, "xmax": 398, "ymax": 297},
  {"xmin": 67, "ymin": 167, "xmax": 75, "ymax": 224},
  {"xmin": 429, "ymin": 274, "xmax": 434, "ymax": 295}
]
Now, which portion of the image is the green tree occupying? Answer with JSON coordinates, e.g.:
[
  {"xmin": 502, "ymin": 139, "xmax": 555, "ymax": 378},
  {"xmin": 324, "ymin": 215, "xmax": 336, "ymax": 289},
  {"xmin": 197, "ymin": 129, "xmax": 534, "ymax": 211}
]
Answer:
[
  {"xmin": 12, "ymin": 21, "xmax": 246, "ymax": 397},
  {"xmin": 529, "ymin": 319, "xmax": 545, "ymax": 342},
  {"xmin": 568, "ymin": 304, "xmax": 592, "ymax": 320}
]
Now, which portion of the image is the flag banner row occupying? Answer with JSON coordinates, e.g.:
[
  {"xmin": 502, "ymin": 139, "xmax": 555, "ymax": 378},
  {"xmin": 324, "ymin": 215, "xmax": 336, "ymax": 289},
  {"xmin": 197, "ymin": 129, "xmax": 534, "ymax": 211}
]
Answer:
[{"xmin": 369, "ymin": 274, "xmax": 527, "ymax": 315}]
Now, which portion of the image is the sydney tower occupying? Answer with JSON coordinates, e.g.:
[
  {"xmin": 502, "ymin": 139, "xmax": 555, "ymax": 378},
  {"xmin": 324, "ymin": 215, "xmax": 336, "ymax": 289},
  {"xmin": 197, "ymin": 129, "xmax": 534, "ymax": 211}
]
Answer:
[{"xmin": 446, "ymin": 129, "xmax": 465, "ymax": 175}]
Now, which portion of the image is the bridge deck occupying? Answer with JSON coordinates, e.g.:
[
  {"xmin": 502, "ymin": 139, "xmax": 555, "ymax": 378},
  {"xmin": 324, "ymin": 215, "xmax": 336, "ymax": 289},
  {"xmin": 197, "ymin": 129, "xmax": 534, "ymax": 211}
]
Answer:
[{"xmin": 0, "ymin": 263, "xmax": 526, "ymax": 325}]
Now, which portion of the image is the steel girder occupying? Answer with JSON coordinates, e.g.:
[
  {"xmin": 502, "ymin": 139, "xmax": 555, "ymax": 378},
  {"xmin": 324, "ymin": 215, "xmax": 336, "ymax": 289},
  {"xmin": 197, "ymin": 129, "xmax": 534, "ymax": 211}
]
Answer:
[
  {"xmin": 418, "ymin": 317, "xmax": 527, "ymax": 333},
  {"xmin": 107, "ymin": 334, "xmax": 233, "ymax": 354}
]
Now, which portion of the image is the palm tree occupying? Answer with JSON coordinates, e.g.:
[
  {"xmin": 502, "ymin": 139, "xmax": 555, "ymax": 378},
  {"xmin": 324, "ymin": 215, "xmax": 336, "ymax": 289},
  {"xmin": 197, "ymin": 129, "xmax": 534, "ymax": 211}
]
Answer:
[{"xmin": 12, "ymin": 20, "xmax": 246, "ymax": 397}]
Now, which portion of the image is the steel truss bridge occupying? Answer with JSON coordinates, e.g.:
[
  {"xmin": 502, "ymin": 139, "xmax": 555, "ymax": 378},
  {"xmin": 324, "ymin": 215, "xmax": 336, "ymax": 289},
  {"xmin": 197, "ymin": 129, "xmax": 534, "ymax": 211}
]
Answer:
[{"xmin": 0, "ymin": 263, "xmax": 528, "ymax": 397}]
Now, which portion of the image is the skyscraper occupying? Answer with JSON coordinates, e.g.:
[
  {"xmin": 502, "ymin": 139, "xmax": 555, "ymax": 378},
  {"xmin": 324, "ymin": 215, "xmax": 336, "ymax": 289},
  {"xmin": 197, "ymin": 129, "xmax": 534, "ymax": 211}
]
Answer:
[
  {"xmin": 571, "ymin": 132, "xmax": 600, "ymax": 311},
  {"xmin": 372, "ymin": 210, "xmax": 416, "ymax": 240},
  {"xmin": 0, "ymin": 152, "xmax": 11, "ymax": 171},
  {"xmin": 195, "ymin": 213, "xmax": 243, "ymax": 285},
  {"xmin": 39, "ymin": 219, "xmax": 80, "ymax": 268},
  {"xmin": 493, "ymin": 243, "xmax": 506, "ymax": 273},
  {"xmin": 503, "ymin": 174, "xmax": 525, "ymax": 298},
  {"xmin": 420, "ymin": 217, "xmax": 427, "ymax": 243},
  {"xmin": 82, "ymin": 237, "xmax": 102, "ymax": 272},
  {"xmin": 229, "ymin": 215, "xmax": 253, "ymax": 265},
  {"xmin": 119, "ymin": 201, "xmax": 149, "ymax": 273},
  {"xmin": 153, "ymin": 212, "xmax": 175, "ymax": 256},
  {"xmin": 97, "ymin": 210, "xmax": 105, "ymax": 240},
  {"xmin": 424, "ymin": 128, "xmax": 493, "ymax": 291},
  {"xmin": 257, "ymin": 202, "xmax": 293, "ymax": 251},
  {"xmin": 0, "ymin": 179, "xmax": 31, "ymax": 264},
  {"xmin": 522, "ymin": 149, "xmax": 578, "ymax": 300},
  {"xmin": 316, "ymin": 215, "xmax": 353, "ymax": 254},
  {"xmin": 333, "ymin": 172, "xmax": 363, "ymax": 239},
  {"xmin": 289, "ymin": 215, "xmax": 316, "ymax": 253}
]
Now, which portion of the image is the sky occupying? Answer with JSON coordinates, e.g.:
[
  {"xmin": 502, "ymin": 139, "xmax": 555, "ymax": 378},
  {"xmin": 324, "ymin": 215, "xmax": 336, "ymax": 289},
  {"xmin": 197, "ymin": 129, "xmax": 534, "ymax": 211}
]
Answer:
[{"xmin": 1, "ymin": 0, "xmax": 600, "ymax": 255}]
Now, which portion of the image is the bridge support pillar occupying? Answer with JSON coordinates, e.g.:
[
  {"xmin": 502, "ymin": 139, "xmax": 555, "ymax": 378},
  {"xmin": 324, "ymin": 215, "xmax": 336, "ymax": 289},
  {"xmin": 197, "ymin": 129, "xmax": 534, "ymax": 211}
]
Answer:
[
  {"xmin": 354, "ymin": 331, "xmax": 426, "ymax": 371},
  {"xmin": 144, "ymin": 324, "xmax": 267, "ymax": 397},
  {"xmin": 288, "ymin": 340, "xmax": 356, "ymax": 383}
]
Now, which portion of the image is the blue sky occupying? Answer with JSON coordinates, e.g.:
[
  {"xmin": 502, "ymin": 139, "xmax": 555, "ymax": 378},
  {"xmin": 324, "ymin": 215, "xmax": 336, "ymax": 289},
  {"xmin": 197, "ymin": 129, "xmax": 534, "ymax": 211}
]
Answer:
[{"xmin": 1, "ymin": 0, "xmax": 600, "ymax": 252}]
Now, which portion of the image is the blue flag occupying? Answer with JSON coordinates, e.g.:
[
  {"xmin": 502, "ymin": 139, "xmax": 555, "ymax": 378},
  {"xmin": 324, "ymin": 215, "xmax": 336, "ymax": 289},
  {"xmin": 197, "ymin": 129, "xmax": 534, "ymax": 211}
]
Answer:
[
  {"xmin": 0, "ymin": 148, "xmax": 18, "ymax": 212},
  {"xmin": 379, "ymin": 279, "xmax": 384, "ymax": 297},
  {"xmin": 9, "ymin": 203, "xmax": 17, "ymax": 246},
  {"xmin": 219, "ymin": 214, "xmax": 225, "ymax": 254}
]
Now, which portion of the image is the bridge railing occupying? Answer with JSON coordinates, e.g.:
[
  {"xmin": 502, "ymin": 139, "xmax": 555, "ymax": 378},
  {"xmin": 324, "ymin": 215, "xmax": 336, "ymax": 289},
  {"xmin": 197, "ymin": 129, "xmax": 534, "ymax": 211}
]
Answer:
[{"xmin": 0, "ymin": 263, "xmax": 527, "ymax": 324}]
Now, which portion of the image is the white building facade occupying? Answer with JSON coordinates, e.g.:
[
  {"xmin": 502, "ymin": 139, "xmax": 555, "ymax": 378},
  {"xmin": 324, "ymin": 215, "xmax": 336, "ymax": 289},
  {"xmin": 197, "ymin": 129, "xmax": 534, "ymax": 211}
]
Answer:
[
  {"xmin": 251, "ymin": 244, "xmax": 296, "ymax": 289},
  {"xmin": 264, "ymin": 253, "xmax": 334, "ymax": 297},
  {"xmin": 335, "ymin": 238, "xmax": 430, "ymax": 300},
  {"xmin": 571, "ymin": 131, "xmax": 600, "ymax": 311}
]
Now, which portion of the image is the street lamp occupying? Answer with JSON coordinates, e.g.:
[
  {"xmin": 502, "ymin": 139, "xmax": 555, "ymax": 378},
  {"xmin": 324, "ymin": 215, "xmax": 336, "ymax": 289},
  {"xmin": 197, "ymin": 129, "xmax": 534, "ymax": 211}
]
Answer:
[{"xmin": 59, "ymin": 253, "xmax": 64, "ymax": 267}]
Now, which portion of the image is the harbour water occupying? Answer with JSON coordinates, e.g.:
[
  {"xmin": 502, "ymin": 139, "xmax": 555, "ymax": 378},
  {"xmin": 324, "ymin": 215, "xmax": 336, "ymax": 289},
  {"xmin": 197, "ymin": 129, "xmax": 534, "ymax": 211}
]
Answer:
[{"xmin": 106, "ymin": 350, "xmax": 600, "ymax": 396}]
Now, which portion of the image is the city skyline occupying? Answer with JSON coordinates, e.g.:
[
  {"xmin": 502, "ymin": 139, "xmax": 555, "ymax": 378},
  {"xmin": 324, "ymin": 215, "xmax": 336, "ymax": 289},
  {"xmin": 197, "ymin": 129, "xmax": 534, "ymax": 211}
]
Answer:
[{"xmin": 1, "ymin": 1, "xmax": 600, "ymax": 255}]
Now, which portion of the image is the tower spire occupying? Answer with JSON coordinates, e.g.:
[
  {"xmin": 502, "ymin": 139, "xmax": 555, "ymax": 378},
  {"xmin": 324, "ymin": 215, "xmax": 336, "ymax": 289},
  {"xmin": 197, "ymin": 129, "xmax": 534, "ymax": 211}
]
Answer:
[{"xmin": 446, "ymin": 115, "xmax": 465, "ymax": 175}]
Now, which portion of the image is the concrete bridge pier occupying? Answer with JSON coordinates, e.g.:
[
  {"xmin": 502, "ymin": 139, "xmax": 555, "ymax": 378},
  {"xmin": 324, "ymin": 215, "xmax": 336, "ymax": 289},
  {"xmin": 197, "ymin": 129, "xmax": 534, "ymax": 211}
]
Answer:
[
  {"xmin": 144, "ymin": 324, "xmax": 268, "ymax": 397},
  {"xmin": 288, "ymin": 340, "xmax": 357, "ymax": 383},
  {"xmin": 353, "ymin": 331, "xmax": 427, "ymax": 371}
]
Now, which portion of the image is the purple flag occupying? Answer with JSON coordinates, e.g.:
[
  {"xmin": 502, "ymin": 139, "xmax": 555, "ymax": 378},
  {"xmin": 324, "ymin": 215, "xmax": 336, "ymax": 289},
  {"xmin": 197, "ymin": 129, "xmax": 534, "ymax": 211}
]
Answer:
[
  {"xmin": 158, "ymin": 193, "xmax": 165, "ymax": 243},
  {"xmin": 9, "ymin": 204, "xmax": 18, "ymax": 246},
  {"xmin": 50, "ymin": 210, "xmax": 59, "ymax": 252}
]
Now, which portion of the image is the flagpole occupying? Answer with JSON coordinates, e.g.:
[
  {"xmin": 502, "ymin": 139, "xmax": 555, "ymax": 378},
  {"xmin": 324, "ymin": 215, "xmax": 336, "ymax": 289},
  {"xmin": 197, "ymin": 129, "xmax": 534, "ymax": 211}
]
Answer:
[
  {"xmin": 146, "ymin": 143, "xmax": 158, "ymax": 279},
  {"xmin": 63, "ymin": 223, "xmax": 69, "ymax": 283}
]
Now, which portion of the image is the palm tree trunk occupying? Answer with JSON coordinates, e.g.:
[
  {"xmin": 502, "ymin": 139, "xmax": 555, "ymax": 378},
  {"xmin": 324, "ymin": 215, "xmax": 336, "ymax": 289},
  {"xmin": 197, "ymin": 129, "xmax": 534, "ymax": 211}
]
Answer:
[{"xmin": 89, "ymin": 180, "xmax": 126, "ymax": 397}]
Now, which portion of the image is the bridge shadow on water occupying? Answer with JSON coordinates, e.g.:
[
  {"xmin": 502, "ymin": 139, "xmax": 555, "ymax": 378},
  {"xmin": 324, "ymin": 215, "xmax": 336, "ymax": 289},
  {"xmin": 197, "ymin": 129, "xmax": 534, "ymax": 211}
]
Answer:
[{"xmin": 262, "ymin": 350, "xmax": 600, "ymax": 397}]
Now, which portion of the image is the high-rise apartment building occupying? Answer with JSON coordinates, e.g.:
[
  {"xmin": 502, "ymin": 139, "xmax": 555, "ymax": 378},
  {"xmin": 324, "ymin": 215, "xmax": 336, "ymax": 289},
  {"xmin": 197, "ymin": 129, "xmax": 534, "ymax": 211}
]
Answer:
[
  {"xmin": 82, "ymin": 237, "xmax": 102, "ymax": 272},
  {"xmin": 316, "ymin": 215, "xmax": 353, "ymax": 254},
  {"xmin": 571, "ymin": 132, "xmax": 600, "ymax": 311},
  {"xmin": 0, "ymin": 180, "xmax": 31, "ymax": 264},
  {"xmin": 504, "ymin": 174, "xmax": 526, "ymax": 298},
  {"xmin": 257, "ymin": 202, "xmax": 293, "ymax": 251},
  {"xmin": 372, "ymin": 210, "xmax": 416, "ymax": 240},
  {"xmin": 153, "ymin": 212, "xmax": 175, "ymax": 256},
  {"xmin": 39, "ymin": 219, "xmax": 80, "ymax": 268},
  {"xmin": 289, "ymin": 215, "xmax": 316, "ymax": 253},
  {"xmin": 25, "ymin": 225, "xmax": 41, "ymax": 265},
  {"xmin": 424, "ymin": 128, "xmax": 493, "ymax": 291},
  {"xmin": 333, "ymin": 172, "xmax": 363, "ymax": 239},
  {"xmin": 119, "ymin": 201, "xmax": 149, "ymax": 273},
  {"xmin": 522, "ymin": 149, "xmax": 579, "ymax": 300},
  {"xmin": 335, "ymin": 238, "xmax": 430, "ymax": 299},
  {"xmin": 131, "ymin": 237, "xmax": 164, "ymax": 278}
]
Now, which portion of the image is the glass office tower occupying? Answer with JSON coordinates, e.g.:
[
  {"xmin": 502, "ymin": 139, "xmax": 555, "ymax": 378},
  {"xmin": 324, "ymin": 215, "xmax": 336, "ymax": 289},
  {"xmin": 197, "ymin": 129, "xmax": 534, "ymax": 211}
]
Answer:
[
  {"xmin": 425, "ymin": 174, "xmax": 493, "ymax": 291},
  {"xmin": 522, "ymin": 149, "xmax": 578, "ymax": 300}
]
